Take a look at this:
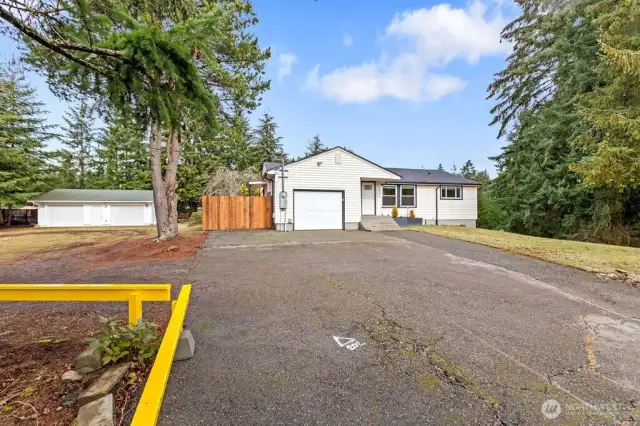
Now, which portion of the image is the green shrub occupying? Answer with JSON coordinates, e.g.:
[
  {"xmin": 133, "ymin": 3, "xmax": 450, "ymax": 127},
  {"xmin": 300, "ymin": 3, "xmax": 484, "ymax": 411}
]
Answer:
[
  {"xmin": 188, "ymin": 211, "xmax": 202, "ymax": 226},
  {"xmin": 88, "ymin": 317, "xmax": 159, "ymax": 367},
  {"xmin": 391, "ymin": 206, "xmax": 399, "ymax": 218}
]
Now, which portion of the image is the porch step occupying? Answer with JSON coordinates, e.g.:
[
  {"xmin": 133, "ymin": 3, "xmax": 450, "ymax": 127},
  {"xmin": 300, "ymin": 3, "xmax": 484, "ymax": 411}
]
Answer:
[{"xmin": 359, "ymin": 215, "xmax": 402, "ymax": 232}]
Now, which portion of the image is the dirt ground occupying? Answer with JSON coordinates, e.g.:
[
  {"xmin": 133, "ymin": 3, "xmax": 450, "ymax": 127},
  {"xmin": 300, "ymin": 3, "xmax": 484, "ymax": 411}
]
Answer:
[{"xmin": 0, "ymin": 227, "xmax": 205, "ymax": 425}]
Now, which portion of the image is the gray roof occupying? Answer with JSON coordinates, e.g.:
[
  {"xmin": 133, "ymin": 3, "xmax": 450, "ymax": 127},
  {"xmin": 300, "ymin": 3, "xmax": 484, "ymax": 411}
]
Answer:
[
  {"xmin": 386, "ymin": 168, "xmax": 479, "ymax": 185},
  {"xmin": 263, "ymin": 162, "xmax": 281, "ymax": 172},
  {"xmin": 32, "ymin": 189, "xmax": 154, "ymax": 203}
]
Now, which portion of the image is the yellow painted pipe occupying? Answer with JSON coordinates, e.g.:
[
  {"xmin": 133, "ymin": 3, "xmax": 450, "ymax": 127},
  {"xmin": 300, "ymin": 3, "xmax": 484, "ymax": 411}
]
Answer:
[
  {"xmin": 131, "ymin": 284, "xmax": 192, "ymax": 426},
  {"xmin": 0, "ymin": 284, "xmax": 172, "ymax": 325},
  {"xmin": 0, "ymin": 284, "xmax": 171, "ymax": 302}
]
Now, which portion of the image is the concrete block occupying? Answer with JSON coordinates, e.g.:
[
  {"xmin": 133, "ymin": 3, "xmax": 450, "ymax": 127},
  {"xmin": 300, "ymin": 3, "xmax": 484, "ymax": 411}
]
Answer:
[
  {"xmin": 77, "ymin": 394, "xmax": 113, "ymax": 426},
  {"xmin": 75, "ymin": 342, "xmax": 103, "ymax": 374},
  {"xmin": 174, "ymin": 329, "xmax": 195, "ymax": 361},
  {"xmin": 78, "ymin": 363, "xmax": 130, "ymax": 406}
]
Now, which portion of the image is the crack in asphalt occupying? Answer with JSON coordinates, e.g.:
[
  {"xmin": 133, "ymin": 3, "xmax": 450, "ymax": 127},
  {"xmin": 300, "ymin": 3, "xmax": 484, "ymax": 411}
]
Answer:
[{"xmin": 329, "ymin": 283, "xmax": 507, "ymax": 422}]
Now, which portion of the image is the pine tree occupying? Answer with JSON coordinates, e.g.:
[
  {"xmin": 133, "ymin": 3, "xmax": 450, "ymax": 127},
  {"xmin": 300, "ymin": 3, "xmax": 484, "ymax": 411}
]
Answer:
[
  {"xmin": 571, "ymin": 0, "xmax": 640, "ymax": 191},
  {"xmin": 437, "ymin": 163, "xmax": 445, "ymax": 171},
  {"xmin": 60, "ymin": 101, "xmax": 96, "ymax": 188},
  {"xmin": 304, "ymin": 134, "xmax": 326, "ymax": 157},
  {"xmin": 0, "ymin": 67, "xmax": 55, "ymax": 226},
  {"xmin": 460, "ymin": 160, "xmax": 477, "ymax": 180},
  {"xmin": 254, "ymin": 113, "xmax": 284, "ymax": 163},
  {"xmin": 93, "ymin": 112, "xmax": 150, "ymax": 190}
]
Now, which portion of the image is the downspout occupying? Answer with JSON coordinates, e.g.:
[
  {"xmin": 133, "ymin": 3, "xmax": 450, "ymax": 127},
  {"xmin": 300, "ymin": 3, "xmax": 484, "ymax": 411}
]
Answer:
[
  {"xmin": 435, "ymin": 185, "xmax": 440, "ymax": 226},
  {"xmin": 281, "ymin": 156, "xmax": 286, "ymax": 232}
]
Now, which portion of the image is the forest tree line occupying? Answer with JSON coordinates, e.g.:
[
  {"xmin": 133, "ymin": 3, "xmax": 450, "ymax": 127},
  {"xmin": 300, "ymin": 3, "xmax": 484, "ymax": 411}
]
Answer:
[
  {"xmin": 0, "ymin": 65, "xmax": 289, "ymax": 218},
  {"xmin": 478, "ymin": 0, "xmax": 640, "ymax": 246}
]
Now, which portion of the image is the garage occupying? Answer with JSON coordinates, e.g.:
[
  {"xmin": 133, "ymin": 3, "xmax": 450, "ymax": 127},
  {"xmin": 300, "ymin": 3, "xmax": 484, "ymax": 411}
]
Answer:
[
  {"xmin": 47, "ymin": 205, "xmax": 84, "ymax": 227},
  {"xmin": 294, "ymin": 190, "xmax": 343, "ymax": 230},
  {"xmin": 32, "ymin": 189, "xmax": 155, "ymax": 227},
  {"xmin": 111, "ymin": 205, "xmax": 146, "ymax": 226}
]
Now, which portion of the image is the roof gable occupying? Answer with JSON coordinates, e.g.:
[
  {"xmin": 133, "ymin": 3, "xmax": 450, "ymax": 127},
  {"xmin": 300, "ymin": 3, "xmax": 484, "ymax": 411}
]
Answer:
[{"xmin": 264, "ymin": 147, "xmax": 401, "ymax": 180}]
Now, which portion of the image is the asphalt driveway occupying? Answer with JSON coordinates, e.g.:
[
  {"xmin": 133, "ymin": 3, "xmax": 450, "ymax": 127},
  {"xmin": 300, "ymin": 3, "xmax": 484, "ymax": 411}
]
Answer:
[{"xmin": 160, "ymin": 230, "xmax": 640, "ymax": 425}]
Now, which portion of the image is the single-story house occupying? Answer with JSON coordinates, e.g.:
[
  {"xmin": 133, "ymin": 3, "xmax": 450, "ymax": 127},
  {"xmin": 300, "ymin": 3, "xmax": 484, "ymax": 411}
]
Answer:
[
  {"xmin": 31, "ymin": 189, "xmax": 156, "ymax": 227},
  {"xmin": 262, "ymin": 147, "xmax": 479, "ymax": 231}
]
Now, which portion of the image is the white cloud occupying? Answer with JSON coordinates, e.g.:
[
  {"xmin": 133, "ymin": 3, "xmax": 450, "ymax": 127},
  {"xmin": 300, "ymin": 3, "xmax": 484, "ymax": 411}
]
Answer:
[
  {"xmin": 342, "ymin": 34, "xmax": 353, "ymax": 47},
  {"xmin": 304, "ymin": 1, "xmax": 510, "ymax": 103},
  {"xmin": 277, "ymin": 53, "xmax": 298, "ymax": 82}
]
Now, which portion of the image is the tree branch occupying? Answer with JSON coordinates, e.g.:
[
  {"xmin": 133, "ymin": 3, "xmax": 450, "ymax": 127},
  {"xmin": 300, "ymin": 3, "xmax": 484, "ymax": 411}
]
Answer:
[{"xmin": 0, "ymin": 7, "xmax": 123, "ymax": 58}]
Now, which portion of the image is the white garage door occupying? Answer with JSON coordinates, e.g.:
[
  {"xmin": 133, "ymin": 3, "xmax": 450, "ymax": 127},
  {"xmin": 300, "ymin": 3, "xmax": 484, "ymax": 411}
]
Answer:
[
  {"xmin": 48, "ymin": 205, "xmax": 84, "ymax": 226},
  {"xmin": 111, "ymin": 205, "xmax": 146, "ymax": 226},
  {"xmin": 294, "ymin": 191, "xmax": 343, "ymax": 230}
]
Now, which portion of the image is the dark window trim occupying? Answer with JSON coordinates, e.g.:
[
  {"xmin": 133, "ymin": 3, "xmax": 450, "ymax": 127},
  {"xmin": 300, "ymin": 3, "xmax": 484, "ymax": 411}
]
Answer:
[
  {"xmin": 361, "ymin": 181, "xmax": 376, "ymax": 214},
  {"xmin": 440, "ymin": 185, "xmax": 463, "ymax": 200},
  {"xmin": 292, "ymin": 189, "xmax": 345, "ymax": 231},
  {"xmin": 399, "ymin": 184, "xmax": 416, "ymax": 208},
  {"xmin": 381, "ymin": 184, "xmax": 397, "ymax": 207}
]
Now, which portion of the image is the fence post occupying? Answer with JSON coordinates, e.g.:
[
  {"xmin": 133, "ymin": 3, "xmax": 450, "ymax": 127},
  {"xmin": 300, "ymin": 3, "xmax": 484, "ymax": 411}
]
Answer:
[{"xmin": 128, "ymin": 292, "xmax": 143, "ymax": 324}]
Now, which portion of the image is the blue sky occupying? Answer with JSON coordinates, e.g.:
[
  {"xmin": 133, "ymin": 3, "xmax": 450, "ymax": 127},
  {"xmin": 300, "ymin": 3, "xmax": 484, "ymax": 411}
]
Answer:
[{"xmin": 1, "ymin": 0, "xmax": 518, "ymax": 174}]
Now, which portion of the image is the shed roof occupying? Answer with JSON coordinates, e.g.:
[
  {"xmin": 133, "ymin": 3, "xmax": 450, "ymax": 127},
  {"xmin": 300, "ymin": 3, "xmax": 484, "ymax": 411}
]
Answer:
[
  {"xmin": 32, "ymin": 189, "xmax": 154, "ymax": 203},
  {"xmin": 385, "ymin": 168, "xmax": 479, "ymax": 185}
]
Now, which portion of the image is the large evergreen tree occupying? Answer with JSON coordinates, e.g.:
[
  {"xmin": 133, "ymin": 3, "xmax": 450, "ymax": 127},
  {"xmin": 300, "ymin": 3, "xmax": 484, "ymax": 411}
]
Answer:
[
  {"xmin": 254, "ymin": 113, "xmax": 283, "ymax": 163},
  {"xmin": 0, "ymin": 66, "xmax": 55, "ymax": 225},
  {"xmin": 571, "ymin": 0, "xmax": 640, "ymax": 191},
  {"xmin": 92, "ymin": 111, "xmax": 150, "ymax": 190},
  {"xmin": 60, "ymin": 101, "xmax": 96, "ymax": 189},
  {"xmin": 0, "ymin": 0, "xmax": 270, "ymax": 239},
  {"xmin": 303, "ymin": 134, "xmax": 326, "ymax": 157}
]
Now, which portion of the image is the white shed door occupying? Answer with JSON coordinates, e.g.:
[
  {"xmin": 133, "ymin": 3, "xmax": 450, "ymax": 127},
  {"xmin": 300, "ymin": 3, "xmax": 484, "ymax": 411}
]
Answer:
[
  {"xmin": 111, "ymin": 205, "xmax": 145, "ymax": 226},
  {"xmin": 48, "ymin": 205, "xmax": 84, "ymax": 226},
  {"xmin": 90, "ymin": 205, "xmax": 107, "ymax": 226},
  {"xmin": 294, "ymin": 191, "xmax": 343, "ymax": 230}
]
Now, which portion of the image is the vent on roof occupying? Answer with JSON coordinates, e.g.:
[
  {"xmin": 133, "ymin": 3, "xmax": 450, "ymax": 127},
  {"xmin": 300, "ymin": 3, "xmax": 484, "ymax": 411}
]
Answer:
[{"xmin": 335, "ymin": 152, "xmax": 342, "ymax": 164}]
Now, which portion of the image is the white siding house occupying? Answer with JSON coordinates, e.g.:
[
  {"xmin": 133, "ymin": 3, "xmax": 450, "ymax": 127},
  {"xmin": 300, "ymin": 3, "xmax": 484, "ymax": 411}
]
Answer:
[
  {"xmin": 263, "ymin": 148, "xmax": 479, "ymax": 231},
  {"xmin": 32, "ymin": 189, "xmax": 156, "ymax": 227}
]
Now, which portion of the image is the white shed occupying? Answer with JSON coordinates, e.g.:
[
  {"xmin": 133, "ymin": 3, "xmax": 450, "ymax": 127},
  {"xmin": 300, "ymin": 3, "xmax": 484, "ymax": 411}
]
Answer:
[{"xmin": 32, "ymin": 189, "xmax": 156, "ymax": 227}]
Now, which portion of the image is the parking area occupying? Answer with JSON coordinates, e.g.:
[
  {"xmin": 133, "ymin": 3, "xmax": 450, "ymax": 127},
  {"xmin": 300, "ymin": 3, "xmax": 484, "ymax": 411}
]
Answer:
[{"xmin": 160, "ymin": 230, "xmax": 640, "ymax": 425}]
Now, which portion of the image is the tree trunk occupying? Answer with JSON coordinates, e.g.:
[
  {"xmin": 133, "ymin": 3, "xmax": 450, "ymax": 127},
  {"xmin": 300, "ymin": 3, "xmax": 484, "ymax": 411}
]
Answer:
[
  {"xmin": 148, "ymin": 119, "xmax": 181, "ymax": 240},
  {"xmin": 5, "ymin": 208, "xmax": 13, "ymax": 228},
  {"xmin": 164, "ymin": 127, "xmax": 181, "ymax": 237}
]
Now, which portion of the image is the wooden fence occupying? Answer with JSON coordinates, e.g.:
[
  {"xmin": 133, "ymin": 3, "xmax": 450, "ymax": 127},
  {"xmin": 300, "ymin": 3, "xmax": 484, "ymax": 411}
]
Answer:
[{"xmin": 201, "ymin": 196, "xmax": 273, "ymax": 231}]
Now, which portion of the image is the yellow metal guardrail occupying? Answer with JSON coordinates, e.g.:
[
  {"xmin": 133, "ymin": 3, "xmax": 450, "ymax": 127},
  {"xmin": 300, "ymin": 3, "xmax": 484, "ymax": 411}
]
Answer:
[
  {"xmin": 131, "ymin": 284, "xmax": 192, "ymax": 426},
  {"xmin": 0, "ymin": 284, "xmax": 172, "ymax": 324}
]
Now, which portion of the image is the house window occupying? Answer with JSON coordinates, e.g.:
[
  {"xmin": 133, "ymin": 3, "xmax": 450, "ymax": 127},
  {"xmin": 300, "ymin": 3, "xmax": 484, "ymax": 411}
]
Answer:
[
  {"xmin": 441, "ymin": 186, "xmax": 462, "ymax": 200},
  {"xmin": 400, "ymin": 185, "xmax": 416, "ymax": 207},
  {"xmin": 382, "ymin": 185, "xmax": 396, "ymax": 207}
]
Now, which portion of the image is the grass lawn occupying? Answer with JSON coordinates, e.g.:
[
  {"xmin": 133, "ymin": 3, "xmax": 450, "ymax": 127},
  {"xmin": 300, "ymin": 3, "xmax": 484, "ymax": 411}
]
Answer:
[
  {"xmin": 0, "ymin": 223, "xmax": 202, "ymax": 263},
  {"xmin": 409, "ymin": 226, "xmax": 640, "ymax": 275}
]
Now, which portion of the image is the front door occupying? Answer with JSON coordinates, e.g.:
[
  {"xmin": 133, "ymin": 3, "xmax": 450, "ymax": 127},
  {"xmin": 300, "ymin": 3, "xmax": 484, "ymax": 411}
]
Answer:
[{"xmin": 361, "ymin": 182, "xmax": 375, "ymax": 215}]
